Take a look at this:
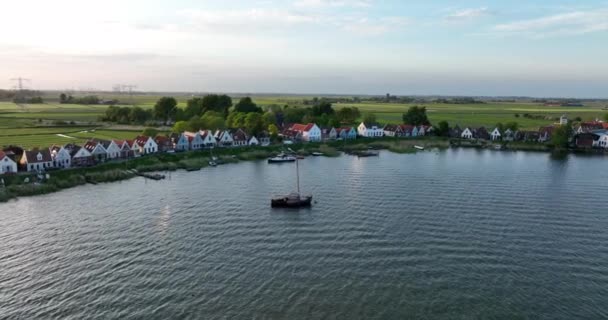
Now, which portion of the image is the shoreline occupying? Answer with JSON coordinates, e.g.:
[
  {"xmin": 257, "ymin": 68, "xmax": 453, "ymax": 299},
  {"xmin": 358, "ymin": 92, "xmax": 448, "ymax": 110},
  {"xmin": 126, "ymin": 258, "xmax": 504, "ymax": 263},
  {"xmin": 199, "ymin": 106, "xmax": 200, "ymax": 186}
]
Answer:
[{"xmin": 0, "ymin": 137, "xmax": 604, "ymax": 203}]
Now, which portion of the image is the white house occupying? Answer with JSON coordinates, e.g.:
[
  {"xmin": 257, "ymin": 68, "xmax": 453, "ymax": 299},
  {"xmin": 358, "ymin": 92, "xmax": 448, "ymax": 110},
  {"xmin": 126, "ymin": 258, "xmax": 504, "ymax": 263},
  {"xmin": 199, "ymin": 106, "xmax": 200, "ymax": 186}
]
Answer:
[
  {"xmin": 84, "ymin": 141, "xmax": 108, "ymax": 162},
  {"xmin": 257, "ymin": 132, "xmax": 271, "ymax": 146},
  {"xmin": 596, "ymin": 133, "xmax": 608, "ymax": 148},
  {"xmin": 490, "ymin": 128, "xmax": 502, "ymax": 141},
  {"xmin": 185, "ymin": 131, "xmax": 205, "ymax": 150},
  {"xmin": 559, "ymin": 115, "xmax": 568, "ymax": 125},
  {"xmin": 103, "ymin": 140, "xmax": 122, "ymax": 159},
  {"xmin": 171, "ymin": 133, "xmax": 190, "ymax": 151},
  {"xmin": 417, "ymin": 126, "xmax": 426, "ymax": 137},
  {"xmin": 20, "ymin": 149, "xmax": 53, "ymax": 172},
  {"xmin": 461, "ymin": 128, "xmax": 474, "ymax": 139},
  {"xmin": 214, "ymin": 130, "xmax": 234, "ymax": 147},
  {"xmin": 357, "ymin": 122, "xmax": 384, "ymax": 138},
  {"xmin": 0, "ymin": 151, "xmax": 18, "ymax": 174},
  {"xmin": 69, "ymin": 145, "xmax": 94, "ymax": 167},
  {"xmin": 248, "ymin": 136, "xmax": 259, "ymax": 146},
  {"xmin": 50, "ymin": 146, "xmax": 71, "ymax": 169},
  {"xmin": 503, "ymin": 129, "xmax": 514, "ymax": 141},
  {"xmin": 134, "ymin": 136, "xmax": 158, "ymax": 155},
  {"xmin": 199, "ymin": 130, "xmax": 217, "ymax": 148},
  {"xmin": 230, "ymin": 129, "xmax": 249, "ymax": 147},
  {"xmin": 290, "ymin": 123, "xmax": 322, "ymax": 142}
]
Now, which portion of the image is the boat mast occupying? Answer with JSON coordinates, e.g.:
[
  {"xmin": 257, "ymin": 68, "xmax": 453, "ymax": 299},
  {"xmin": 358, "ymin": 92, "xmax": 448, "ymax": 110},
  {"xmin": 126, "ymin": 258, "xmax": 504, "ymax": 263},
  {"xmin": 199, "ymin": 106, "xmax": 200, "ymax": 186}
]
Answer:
[{"xmin": 296, "ymin": 158, "xmax": 300, "ymax": 194}]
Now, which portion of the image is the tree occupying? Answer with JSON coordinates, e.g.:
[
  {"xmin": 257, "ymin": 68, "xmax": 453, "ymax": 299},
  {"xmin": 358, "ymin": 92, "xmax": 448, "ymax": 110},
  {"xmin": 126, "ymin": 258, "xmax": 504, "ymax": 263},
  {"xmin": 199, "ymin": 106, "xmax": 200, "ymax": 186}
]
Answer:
[
  {"xmin": 362, "ymin": 112, "xmax": 376, "ymax": 124},
  {"xmin": 185, "ymin": 97, "xmax": 205, "ymax": 119},
  {"xmin": 337, "ymin": 107, "xmax": 361, "ymax": 124},
  {"xmin": 201, "ymin": 111, "xmax": 226, "ymax": 130},
  {"xmin": 234, "ymin": 97, "xmax": 262, "ymax": 113},
  {"xmin": 244, "ymin": 112, "xmax": 264, "ymax": 135},
  {"xmin": 402, "ymin": 106, "xmax": 430, "ymax": 126},
  {"xmin": 202, "ymin": 94, "xmax": 233, "ymax": 117},
  {"xmin": 504, "ymin": 122, "xmax": 519, "ymax": 131},
  {"xmin": 311, "ymin": 100, "xmax": 334, "ymax": 116},
  {"xmin": 268, "ymin": 124, "xmax": 279, "ymax": 138},
  {"xmin": 495, "ymin": 122, "xmax": 505, "ymax": 132},
  {"xmin": 552, "ymin": 123, "xmax": 573, "ymax": 149},
  {"xmin": 434, "ymin": 120, "xmax": 450, "ymax": 137},
  {"xmin": 187, "ymin": 116, "xmax": 205, "ymax": 131},
  {"xmin": 262, "ymin": 112, "xmax": 277, "ymax": 127},
  {"xmin": 142, "ymin": 127, "xmax": 159, "ymax": 137},
  {"xmin": 172, "ymin": 121, "xmax": 189, "ymax": 133},
  {"xmin": 59, "ymin": 93, "xmax": 67, "ymax": 103},
  {"xmin": 283, "ymin": 107, "xmax": 309, "ymax": 124},
  {"xmin": 226, "ymin": 112, "xmax": 248, "ymax": 128},
  {"xmin": 129, "ymin": 106, "xmax": 152, "ymax": 124},
  {"xmin": 154, "ymin": 97, "xmax": 177, "ymax": 124}
]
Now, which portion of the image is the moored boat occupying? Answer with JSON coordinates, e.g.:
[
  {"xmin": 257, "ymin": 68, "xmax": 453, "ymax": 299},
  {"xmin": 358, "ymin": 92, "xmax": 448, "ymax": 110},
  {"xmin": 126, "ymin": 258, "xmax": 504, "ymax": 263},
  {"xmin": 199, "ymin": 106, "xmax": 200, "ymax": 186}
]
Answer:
[
  {"xmin": 311, "ymin": 152, "xmax": 324, "ymax": 156},
  {"xmin": 355, "ymin": 150, "xmax": 379, "ymax": 157},
  {"xmin": 271, "ymin": 193, "xmax": 313, "ymax": 208},
  {"xmin": 414, "ymin": 145, "xmax": 425, "ymax": 150},
  {"xmin": 268, "ymin": 153, "xmax": 297, "ymax": 163}
]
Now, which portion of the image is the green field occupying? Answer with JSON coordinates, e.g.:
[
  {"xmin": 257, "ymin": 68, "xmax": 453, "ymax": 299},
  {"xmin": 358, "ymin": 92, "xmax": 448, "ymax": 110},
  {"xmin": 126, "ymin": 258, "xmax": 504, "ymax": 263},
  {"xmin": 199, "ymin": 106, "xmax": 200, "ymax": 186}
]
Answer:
[{"xmin": 0, "ymin": 93, "xmax": 607, "ymax": 149}]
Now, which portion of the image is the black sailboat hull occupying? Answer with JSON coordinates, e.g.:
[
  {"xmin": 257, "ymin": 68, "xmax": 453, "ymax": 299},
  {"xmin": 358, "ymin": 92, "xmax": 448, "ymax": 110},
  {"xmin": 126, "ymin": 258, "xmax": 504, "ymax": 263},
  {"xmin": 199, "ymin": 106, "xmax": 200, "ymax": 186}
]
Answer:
[{"xmin": 271, "ymin": 195, "xmax": 313, "ymax": 208}]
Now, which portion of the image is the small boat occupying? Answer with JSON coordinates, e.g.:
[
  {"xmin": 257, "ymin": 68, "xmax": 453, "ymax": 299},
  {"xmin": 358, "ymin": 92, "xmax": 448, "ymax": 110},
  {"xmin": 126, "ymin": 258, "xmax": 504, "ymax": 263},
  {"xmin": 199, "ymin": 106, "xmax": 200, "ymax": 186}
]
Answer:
[
  {"xmin": 208, "ymin": 161, "xmax": 217, "ymax": 167},
  {"xmin": 414, "ymin": 145, "xmax": 425, "ymax": 150},
  {"xmin": 268, "ymin": 153, "xmax": 297, "ymax": 163},
  {"xmin": 186, "ymin": 167, "xmax": 201, "ymax": 172},
  {"xmin": 356, "ymin": 151, "xmax": 379, "ymax": 157},
  {"xmin": 311, "ymin": 152, "xmax": 324, "ymax": 156},
  {"xmin": 271, "ymin": 156, "xmax": 313, "ymax": 208},
  {"xmin": 271, "ymin": 193, "xmax": 313, "ymax": 208}
]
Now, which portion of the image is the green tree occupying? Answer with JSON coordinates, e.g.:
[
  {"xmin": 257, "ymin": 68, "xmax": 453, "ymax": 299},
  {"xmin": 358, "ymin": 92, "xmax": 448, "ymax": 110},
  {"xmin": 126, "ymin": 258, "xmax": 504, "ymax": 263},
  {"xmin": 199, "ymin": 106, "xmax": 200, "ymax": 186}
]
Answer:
[
  {"xmin": 495, "ymin": 122, "xmax": 505, "ymax": 132},
  {"xmin": 262, "ymin": 112, "xmax": 276, "ymax": 127},
  {"xmin": 552, "ymin": 123, "xmax": 573, "ymax": 149},
  {"xmin": 283, "ymin": 107, "xmax": 309, "ymax": 123},
  {"xmin": 337, "ymin": 107, "xmax": 361, "ymax": 124},
  {"xmin": 434, "ymin": 120, "xmax": 450, "ymax": 137},
  {"xmin": 362, "ymin": 112, "xmax": 376, "ymax": 124},
  {"xmin": 185, "ymin": 97, "xmax": 205, "ymax": 119},
  {"xmin": 142, "ymin": 127, "xmax": 159, "ymax": 137},
  {"xmin": 234, "ymin": 97, "xmax": 262, "ymax": 113},
  {"xmin": 311, "ymin": 100, "xmax": 334, "ymax": 116},
  {"xmin": 201, "ymin": 112, "xmax": 226, "ymax": 130},
  {"xmin": 402, "ymin": 106, "xmax": 430, "ymax": 125},
  {"xmin": 59, "ymin": 93, "xmax": 67, "ymax": 103},
  {"xmin": 227, "ymin": 112, "xmax": 247, "ymax": 128},
  {"xmin": 187, "ymin": 116, "xmax": 205, "ymax": 131},
  {"xmin": 268, "ymin": 124, "xmax": 279, "ymax": 138},
  {"xmin": 129, "ymin": 106, "xmax": 152, "ymax": 124},
  {"xmin": 154, "ymin": 97, "xmax": 178, "ymax": 123},
  {"xmin": 245, "ymin": 112, "xmax": 264, "ymax": 135},
  {"xmin": 172, "ymin": 121, "xmax": 189, "ymax": 133},
  {"xmin": 505, "ymin": 122, "xmax": 519, "ymax": 131},
  {"xmin": 202, "ymin": 94, "xmax": 233, "ymax": 117}
]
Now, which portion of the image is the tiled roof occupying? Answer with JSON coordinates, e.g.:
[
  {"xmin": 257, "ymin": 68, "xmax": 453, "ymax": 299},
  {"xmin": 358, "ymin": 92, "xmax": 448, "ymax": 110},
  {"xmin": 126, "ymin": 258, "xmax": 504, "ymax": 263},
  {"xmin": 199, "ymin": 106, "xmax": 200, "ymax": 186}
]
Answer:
[{"xmin": 23, "ymin": 149, "xmax": 52, "ymax": 163}]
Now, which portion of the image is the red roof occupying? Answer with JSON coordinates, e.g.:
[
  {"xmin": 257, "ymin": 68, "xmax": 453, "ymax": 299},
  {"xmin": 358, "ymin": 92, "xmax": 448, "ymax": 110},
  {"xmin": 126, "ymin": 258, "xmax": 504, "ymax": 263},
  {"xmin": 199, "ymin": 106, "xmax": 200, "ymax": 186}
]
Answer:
[
  {"xmin": 135, "ymin": 135, "xmax": 149, "ymax": 145},
  {"xmin": 155, "ymin": 136, "xmax": 170, "ymax": 144},
  {"xmin": 113, "ymin": 140, "xmax": 125, "ymax": 146},
  {"xmin": 291, "ymin": 123, "xmax": 315, "ymax": 132},
  {"xmin": 0, "ymin": 151, "xmax": 6, "ymax": 160}
]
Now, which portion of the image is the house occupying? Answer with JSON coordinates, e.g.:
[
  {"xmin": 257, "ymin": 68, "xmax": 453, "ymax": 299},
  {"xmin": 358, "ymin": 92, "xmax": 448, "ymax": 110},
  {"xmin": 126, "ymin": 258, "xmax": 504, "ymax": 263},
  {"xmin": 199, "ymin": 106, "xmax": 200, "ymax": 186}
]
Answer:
[
  {"xmin": 215, "ymin": 130, "xmax": 234, "ymax": 147},
  {"xmin": 417, "ymin": 126, "xmax": 427, "ymax": 137},
  {"xmin": 411, "ymin": 126, "xmax": 420, "ymax": 137},
  {"xmin": 337, "ymin": 127, "xmax": 357, "ymax": 140},
  {"xmin": 519, "ymin": 131, "xmax": 540, "ymax": 142},
  {"xmin": 134, "ymin": 135, "xmax": 158, "ymax": 155},
  {"xmin": 230, "ymin": 129, "xmax": 249, "ymax": 147},
  {"xmin": 126, "ymin": 140, "xmax": 142, "ymax": 157},
  {"xmin": 20, "ymin": 149, "xmax": 53, "ymax": 172},
  {"xmin": 399, "ymin": 125, "xmax": 414, "ymax": 137},
  {"xmin": 449, "ymin": 126, "xmax": 462, "ymax": 139},
  {"xmin": 0, "ymin": 151, "xmax": 18, "ymax": 174},
  {"xmin": 65, "ymin": 144, "xmax": 94, "ymax": 167},
  {"xmin": 321, "ymin": 127, "xmax": 337, "ymax": 140},
  {"xmin": 170, "ymin": 133, "xmax": 190, "ymax": 152},
  {"xmin": 248, "ymin": 136, "xmax": 259, "ymax": 146},
  {"xmin": 184, "ymin": 131, "xmax": 205, "ymax": 150},
  {"xmin": 358, "ymin": 122, "xmax": 384, "ymax": 138},
  {"xmin": 575, "ymin": 133, "xmax": 599, "ymax": 149},
  {"xmin": 383, "ymin": 124, "xmax": 403, "ymax": 137},
  {"xmin": 559, "ymin": 115, "xmax": 568, "ymax": 125},
  {"xmin": 256, "ymin": 131, "xmax": 271, "ymax": 146},
  {"xmin": 575, "ymin": 122, "xmax": 605, "ymax": 134},
  {"xmin": 422, "ymin": 125, "xmax": 433, "ymax": 136},
  {"xmin": 84, "ymin": 140, "xmax": 108, "ymax": 162},
  {"xmin": 50, "ymin": 146, "xmax": 71, "ymax": 169},
  {"xmin": 461, "ymin": 127, "xmax": 474, "ymax": 139},
  {"xmin": 490, "ymin": 128, "xmax": 502, "ymax": 141},
  {"xmin": 474, "ymin": 127, "xmax": 490, "ymax": 140},
  {"xmin": 503, "ymin": 129, "xmax": 514, "ymax": 142},
  {"xmin": 199, "ymin": 130, "xmax": 217, "ymax": 148},
  {"xmin": 290, "ymin": 123, "xmax": 322, "ymax": 142},
  {"xmin": 281, "ymin": 129, "xmax": 302, "ymax": 142},
  {"xmin": 154, "ymin": 135, "xmax": 173, "ymax": 153},
  {"xmin": 98, "ymin": 140, "xmax": 122, "ymax": 160},
  {"xmin": 2, "ymin": 146, "xmax": 23, "ymax": 164},
  {"xmin": 115, "ymin": 140, "xmax": 134, "ymax": 158},
  {"xmin": 538, "ymin": 126, "xmax": 555, "ymax": 143},
  {"xmin": 596, "ymin": 133, "xmax": 608, "ymax": 148}
]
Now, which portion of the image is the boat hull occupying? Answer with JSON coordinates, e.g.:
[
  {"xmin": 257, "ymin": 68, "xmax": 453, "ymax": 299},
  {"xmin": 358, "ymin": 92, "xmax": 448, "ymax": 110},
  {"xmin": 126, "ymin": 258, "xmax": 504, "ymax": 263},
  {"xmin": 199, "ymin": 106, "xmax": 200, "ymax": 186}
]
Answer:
[
  {"xmin": 268, "ymin": 158, "xmax": 296, "ymax": 163},
  {"xmin": 271, "ymin": 195, "xmax": 313, "ymax": 208}
]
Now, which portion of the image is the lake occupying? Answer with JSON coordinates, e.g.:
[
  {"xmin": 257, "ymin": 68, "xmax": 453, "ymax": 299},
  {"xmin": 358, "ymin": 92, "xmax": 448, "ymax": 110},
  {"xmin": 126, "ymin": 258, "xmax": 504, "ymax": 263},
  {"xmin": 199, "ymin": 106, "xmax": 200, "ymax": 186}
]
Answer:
[{"xmin": 1, "ymin": 149, "xmax": 608, "ymax": 319}]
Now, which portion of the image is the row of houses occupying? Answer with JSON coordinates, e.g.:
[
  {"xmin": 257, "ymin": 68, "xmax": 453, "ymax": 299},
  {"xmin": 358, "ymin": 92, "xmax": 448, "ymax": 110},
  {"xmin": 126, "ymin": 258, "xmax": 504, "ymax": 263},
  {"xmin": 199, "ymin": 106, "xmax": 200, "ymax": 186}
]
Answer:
[
  {"xmin": 281, "ymin": 122, "xmax": 433, "ymax": 141},
  {"xmin": 1, "ymin": 129, "xmax": 273, "ymax": 174}
]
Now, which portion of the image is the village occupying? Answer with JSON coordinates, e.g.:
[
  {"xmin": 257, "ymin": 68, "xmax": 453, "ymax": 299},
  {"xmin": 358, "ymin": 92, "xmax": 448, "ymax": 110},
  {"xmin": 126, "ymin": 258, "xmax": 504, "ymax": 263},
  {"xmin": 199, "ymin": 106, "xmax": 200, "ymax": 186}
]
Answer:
[{"xmin": 1, "ymin": 114, "xmax": 608, "ymax": 176}]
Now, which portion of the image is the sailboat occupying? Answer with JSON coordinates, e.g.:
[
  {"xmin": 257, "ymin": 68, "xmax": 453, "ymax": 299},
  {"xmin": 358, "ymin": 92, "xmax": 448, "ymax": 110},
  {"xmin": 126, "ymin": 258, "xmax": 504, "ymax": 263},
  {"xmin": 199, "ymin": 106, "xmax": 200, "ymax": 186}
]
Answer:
[
  {"xmin": 208, "ymin": 148, "xmax": 218, "ymax": 166},
  {"xmin": 271, "ymin": 158, "xmax": 313, "ymax": 208}
]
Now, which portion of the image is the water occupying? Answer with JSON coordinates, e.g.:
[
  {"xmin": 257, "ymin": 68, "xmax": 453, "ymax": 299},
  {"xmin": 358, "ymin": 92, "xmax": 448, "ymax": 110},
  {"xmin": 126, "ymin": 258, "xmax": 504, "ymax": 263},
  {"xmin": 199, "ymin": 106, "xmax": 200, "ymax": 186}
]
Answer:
[{"xmin": 1, "ymin": 149, "xmax": 608, "ymax": 319}]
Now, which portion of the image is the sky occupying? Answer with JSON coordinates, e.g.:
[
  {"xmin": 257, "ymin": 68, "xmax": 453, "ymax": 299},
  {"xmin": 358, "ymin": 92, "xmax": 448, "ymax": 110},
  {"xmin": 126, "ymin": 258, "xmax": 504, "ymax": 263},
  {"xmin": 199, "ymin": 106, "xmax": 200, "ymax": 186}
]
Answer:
[{"xmin": 1, "ymin": 0, "xmax": 607, "ymax": 97}]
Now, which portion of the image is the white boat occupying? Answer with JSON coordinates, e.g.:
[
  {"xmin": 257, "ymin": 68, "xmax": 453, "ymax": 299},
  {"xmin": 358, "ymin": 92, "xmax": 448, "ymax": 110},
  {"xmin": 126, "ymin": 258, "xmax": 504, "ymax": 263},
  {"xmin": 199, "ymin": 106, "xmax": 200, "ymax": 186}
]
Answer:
[
  {"xmin": 311, "ymin": 152, "xmax": 324, "ymax": 156},
  {"xmin": 414, "ymin": 145, "xmax": 425, "ymax": 150},
  {"xmin": 268, "ymin": 153, "xmax": 297, "ymax": 163}
]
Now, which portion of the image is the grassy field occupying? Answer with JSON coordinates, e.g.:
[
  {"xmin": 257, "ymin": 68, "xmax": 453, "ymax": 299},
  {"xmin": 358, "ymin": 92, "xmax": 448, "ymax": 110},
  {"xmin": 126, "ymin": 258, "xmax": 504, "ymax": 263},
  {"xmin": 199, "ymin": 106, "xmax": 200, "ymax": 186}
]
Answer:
[{"xmin": 0, "ymin": 93, "xmax": 607, "ymax": 148}]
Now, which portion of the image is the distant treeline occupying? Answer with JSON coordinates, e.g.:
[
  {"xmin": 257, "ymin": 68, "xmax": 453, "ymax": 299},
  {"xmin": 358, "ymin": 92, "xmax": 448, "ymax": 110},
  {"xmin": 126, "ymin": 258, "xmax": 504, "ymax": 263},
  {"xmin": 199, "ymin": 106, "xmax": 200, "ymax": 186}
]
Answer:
[{"xmin": 60, "ymin": 94, "xmax": 117, "ymax": 105}]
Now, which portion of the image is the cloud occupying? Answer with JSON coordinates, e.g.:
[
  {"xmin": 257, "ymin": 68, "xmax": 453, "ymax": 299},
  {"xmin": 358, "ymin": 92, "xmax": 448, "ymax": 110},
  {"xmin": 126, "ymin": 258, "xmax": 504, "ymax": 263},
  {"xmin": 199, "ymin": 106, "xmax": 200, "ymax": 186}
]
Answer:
[
  {"xmin": 293, "ymin": 0, "xmax": 372, "ymax": 9},
  {"xmin": 445, "ymin": 7, "xmax": 490, "ymax": 21},
  {"xmin": 492, "ymin": 9, "xmax": 608, "ymax": 37}
]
